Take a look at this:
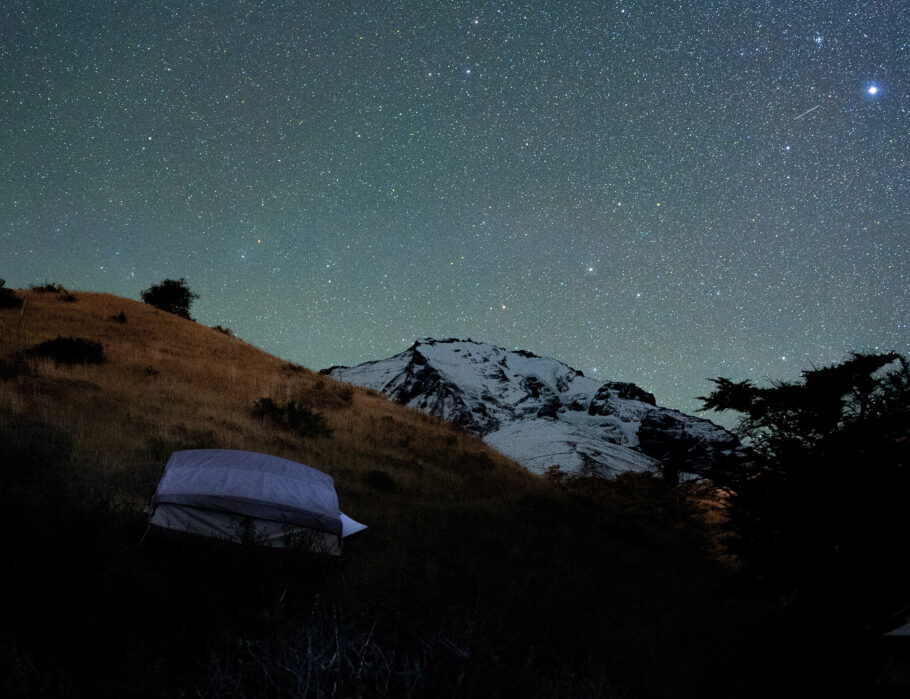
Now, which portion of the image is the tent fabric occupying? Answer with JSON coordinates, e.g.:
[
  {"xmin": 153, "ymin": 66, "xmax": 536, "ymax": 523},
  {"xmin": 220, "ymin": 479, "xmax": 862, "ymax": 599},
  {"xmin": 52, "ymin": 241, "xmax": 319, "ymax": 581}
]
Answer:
[
  {"xmin": 153, "ymin": 449, "xmax": 342, "ymax": 535},
  {"xmin": 148, "ymin": 449, "xmax": 364, "ymax": 553},
  {"xmin": 340, "ymin": 512, "xmax": 368, "ymax": 537},
  {"xmin": 150, "ymin": 503, "xmax": 343, "ymax": 554}
]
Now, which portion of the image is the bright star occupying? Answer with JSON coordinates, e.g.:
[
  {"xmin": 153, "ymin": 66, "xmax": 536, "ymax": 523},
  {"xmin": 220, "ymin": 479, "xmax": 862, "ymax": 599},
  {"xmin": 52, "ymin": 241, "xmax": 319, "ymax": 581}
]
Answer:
[{"xmin": 866, "ymin": 83, "xmax": 882, "ymax": 97}]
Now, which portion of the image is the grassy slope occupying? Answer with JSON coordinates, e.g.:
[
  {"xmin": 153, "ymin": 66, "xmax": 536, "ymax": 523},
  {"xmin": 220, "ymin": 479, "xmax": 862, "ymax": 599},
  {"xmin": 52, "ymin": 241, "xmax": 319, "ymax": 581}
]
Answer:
[
  {"xmin": 0, "ymin": 289, "xmax": 867, "ymax": 698},
  {"xmin": 0, "ymin": 289, "xmax": 527, "ymax": 500}
]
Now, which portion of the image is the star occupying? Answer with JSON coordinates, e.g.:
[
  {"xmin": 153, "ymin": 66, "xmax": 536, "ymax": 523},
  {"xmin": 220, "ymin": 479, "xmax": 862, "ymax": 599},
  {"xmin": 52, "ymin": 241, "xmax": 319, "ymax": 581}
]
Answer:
[{"xmin": 0, "ymin": 0, "xmax": 905, "ymax": 425}]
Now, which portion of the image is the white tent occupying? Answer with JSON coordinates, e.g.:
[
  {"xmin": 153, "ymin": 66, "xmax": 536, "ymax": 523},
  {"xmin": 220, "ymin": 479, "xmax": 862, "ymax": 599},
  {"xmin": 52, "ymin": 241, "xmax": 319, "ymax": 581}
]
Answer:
[{"xmin": 148, "ymin": 449, "xmax": 366, "ymax": 555}]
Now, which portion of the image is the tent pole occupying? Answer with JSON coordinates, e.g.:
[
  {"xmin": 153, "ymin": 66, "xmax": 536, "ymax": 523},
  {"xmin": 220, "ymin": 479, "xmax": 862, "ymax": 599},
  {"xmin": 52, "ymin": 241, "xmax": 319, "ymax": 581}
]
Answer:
[{"xmin": 137, "ymin": 524, "xmax": 151, "ymax": 546}]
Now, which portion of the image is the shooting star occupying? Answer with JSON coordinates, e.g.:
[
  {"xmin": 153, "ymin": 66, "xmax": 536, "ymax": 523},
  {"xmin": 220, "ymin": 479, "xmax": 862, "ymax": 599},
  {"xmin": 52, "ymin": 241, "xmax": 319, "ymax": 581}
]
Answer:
[{"xmin": 793, "ymin": 105, "xmax": 820, "ymax": 120}]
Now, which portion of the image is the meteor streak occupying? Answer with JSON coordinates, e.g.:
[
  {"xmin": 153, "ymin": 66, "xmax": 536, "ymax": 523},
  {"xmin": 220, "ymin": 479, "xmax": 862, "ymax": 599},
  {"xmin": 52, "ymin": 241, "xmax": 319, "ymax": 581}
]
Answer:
[{"xmin": 793, "ymin": 105, "xmax": 820, "ymax": 120}]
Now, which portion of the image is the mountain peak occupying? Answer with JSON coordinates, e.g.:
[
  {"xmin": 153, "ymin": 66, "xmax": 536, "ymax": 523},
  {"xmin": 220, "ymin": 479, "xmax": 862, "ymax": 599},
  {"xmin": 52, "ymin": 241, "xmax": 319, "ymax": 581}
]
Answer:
[{"xmin": 326, "ymin": 339, "xmax": 741, "ymax": 478}]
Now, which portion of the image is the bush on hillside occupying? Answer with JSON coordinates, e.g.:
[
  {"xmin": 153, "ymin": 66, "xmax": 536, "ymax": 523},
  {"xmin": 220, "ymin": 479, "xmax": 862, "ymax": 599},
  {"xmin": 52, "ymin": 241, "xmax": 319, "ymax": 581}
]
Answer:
[
  {"xmin": 30, "ymin": 282, "xmax": 65, "ymax": 293},
  {"xmin": 26, "ymin": 336, "xmax": 106, "ymax": 365},
  {"xmin": 140, "ymin": 278, "xmax": 198, "ymax": 319},
  {"xmin": 365, "ymin": 469, "xmax": 397, "ymax": 492},
  {"xmin": 251, "ymin": 397, "xmax": 333, "ymax": 438},
  {"xmin": 0, "ymin": 279, "xmax": 23, "ymax": 309},
  {"xmin": 29, "ymin": 282, "xmax": 76, "ymax": 301}
]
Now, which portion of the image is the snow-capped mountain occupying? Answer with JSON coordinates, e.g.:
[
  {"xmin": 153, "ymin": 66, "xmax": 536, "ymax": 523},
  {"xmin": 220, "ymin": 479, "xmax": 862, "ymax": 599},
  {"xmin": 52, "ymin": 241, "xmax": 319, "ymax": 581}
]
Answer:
[{"xmin": 323, "ymin": 338, "xmax": 742, "ymax": 478}]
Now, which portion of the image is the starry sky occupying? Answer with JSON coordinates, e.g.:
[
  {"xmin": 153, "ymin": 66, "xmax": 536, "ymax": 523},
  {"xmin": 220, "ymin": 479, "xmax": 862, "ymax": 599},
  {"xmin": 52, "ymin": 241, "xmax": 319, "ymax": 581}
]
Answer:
[{"xmin": 1, "ymin": 0, "xmax": 907, "ymax": 419}]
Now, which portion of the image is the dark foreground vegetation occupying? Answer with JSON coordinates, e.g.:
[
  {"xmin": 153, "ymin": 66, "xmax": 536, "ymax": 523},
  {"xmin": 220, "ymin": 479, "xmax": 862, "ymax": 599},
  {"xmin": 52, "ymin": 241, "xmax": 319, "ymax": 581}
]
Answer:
[
  {"xmin": 0, "ymin": 288, "xmax": 903, "ymax": 697},
  {"xmin": 701, "ymin": 352, "xmax": 910, "ymax": 626},
  {"xmin": 1, "ymin": 410, "xmax": 882, "ymax": 698}
]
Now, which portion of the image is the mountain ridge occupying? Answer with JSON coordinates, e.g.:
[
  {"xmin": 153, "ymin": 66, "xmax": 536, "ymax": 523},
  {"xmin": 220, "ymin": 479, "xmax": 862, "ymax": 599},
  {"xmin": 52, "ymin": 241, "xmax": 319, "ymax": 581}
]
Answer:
[{"xmin": 324, "ymin": 337, "xmax": 743, "ymax": 478}]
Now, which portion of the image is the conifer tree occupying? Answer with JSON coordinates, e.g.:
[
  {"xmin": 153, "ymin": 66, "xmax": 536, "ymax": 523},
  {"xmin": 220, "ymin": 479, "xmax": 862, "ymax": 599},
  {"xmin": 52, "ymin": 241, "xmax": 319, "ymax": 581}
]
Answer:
[{"xmin": 700, "ymin": 352, "xmax": 910, "ymax": 623}]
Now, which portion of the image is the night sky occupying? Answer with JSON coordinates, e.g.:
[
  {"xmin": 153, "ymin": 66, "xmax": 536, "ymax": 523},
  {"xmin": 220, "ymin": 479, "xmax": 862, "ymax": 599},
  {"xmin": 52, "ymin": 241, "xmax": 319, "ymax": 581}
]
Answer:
[{"xmin": 2, "ymin": 1, "xmax": 907, "ymax": 419}]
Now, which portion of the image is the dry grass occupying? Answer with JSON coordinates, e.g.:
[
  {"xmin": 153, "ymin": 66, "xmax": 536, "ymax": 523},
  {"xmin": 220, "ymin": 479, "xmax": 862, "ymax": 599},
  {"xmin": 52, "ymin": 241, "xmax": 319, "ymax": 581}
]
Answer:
[{"xmin": 0, "ymin": 288, "xmax": 529, "ymax": 510}]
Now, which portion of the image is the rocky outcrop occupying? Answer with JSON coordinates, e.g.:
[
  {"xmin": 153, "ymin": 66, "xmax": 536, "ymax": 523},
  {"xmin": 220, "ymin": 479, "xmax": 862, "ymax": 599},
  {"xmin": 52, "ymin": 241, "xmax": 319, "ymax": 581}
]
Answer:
[{"xmin": 636, "ymin": 410, "xmax": 740, "ymax": 475}]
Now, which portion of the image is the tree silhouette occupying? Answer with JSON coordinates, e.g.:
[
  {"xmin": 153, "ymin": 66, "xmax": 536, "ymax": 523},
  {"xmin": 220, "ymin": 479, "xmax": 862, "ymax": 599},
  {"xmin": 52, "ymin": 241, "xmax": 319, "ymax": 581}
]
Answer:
[
  {"xmin": 700, "ymin": 352, "xmax": 910, "ymax": 623},
  {"xmin": 140, "ymin": 278, "xmax": 198, "ymax": 319}
]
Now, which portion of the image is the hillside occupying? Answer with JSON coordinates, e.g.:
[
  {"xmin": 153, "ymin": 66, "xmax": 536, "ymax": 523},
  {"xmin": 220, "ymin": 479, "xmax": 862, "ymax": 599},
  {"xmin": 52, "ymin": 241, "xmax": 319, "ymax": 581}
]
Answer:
[
  {"xmin": 0, "ymin": 287, "xmax": 867, "ymax": 698},
  {"xmin": 0, "ymin": 288, "xmax": 530, "ymax": 510}
]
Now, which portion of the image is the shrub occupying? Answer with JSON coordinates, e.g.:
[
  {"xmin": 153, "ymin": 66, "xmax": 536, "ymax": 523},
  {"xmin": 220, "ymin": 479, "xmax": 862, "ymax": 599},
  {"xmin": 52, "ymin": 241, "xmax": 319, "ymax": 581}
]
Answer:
[
  {"xmin": 110, "ymin": 311, "xmax": 127, "ymax": 323},
  {"xmin": 30, "ymin": 282, "xmax": 65, "ymax": 293},
  {"xmin": 140, "ymin": 278, "xmax": 198, "ymax": 319},
  {"xmin": 29, "ymin": 282, "xmax": 75, "ymax": 301},
  {"xmin": 365, "ymin": 469, "xmax": 397, "ymax": 492},
  {"xmin": 26, "ymin": 336, "xmax": 106, "ymax": 365},
  {"xmin": 0, "ymin": 279, "xmax": 23, "ymax": 309},
  {"xmin": 544, "ymin": 465, "xmax": 567, "ymax": 482},
  {"xmin": 251, "ymin": 397, "xmax": 332, "ymax": 438},
  {"xmin": 212, "ymin": 325, "xmax": 233, "ymax": 336}
]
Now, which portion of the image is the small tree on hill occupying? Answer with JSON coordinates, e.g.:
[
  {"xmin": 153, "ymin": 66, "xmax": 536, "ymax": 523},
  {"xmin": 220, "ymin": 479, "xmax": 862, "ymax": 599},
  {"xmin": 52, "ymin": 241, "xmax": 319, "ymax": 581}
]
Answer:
[{"xmin": 140, "ymin": 278, "xmax": 198, "ymax": 319}]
